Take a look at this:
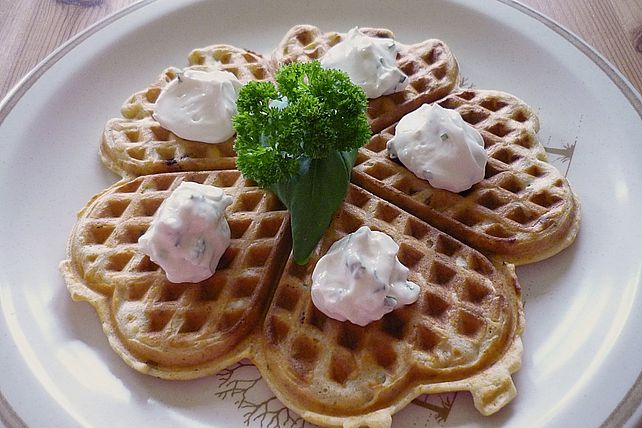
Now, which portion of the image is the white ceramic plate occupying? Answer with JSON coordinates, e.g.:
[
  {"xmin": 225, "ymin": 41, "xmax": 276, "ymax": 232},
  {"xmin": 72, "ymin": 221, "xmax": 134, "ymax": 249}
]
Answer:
[{"xmin": 1, "ymin": 1, "xmax": 641, "ymax": 427}]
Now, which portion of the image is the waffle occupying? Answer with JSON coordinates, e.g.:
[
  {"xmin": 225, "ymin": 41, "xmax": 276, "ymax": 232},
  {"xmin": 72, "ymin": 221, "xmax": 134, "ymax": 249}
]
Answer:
[
  {"xmin": 187, "ymin": 44, "xmax": 276, "ymax": 80},
  {"xmin": 63, "ymin": 25, "xmax": 585, "ymax": 427},
  {"xmin": 120, "ymin": 67, "xmax": 181, "ymax": 121},
  {"xmin": 273, "ymin": 24, "xmax": 460, "ymax": 133},
  {"xmin": 121, "ymin": 47, "xmax": 275, "ymax": 121},
  {"xmin": 103, "ymin": 45, "xmax": 276, "ymax": 178},
  {"xmin": 352, "ymin": 88, "xmax": 580, "ymax": 265},
  {"xmin": 255, "ymin": 185, "xmax": 524, "ymax": 426},
  {"xmin": 60, "ymin": 170, "xmax": 291, "ymax": 378},
  {"xmin": 100, "ymin": 117, "xmax": 237, "ymax": 178}
]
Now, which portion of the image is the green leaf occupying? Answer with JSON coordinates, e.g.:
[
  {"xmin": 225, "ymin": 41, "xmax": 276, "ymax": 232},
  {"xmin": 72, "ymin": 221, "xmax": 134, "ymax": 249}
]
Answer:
[{"xmin": 271, "ymin": 149, "xmax": 358, "ymax": 264}]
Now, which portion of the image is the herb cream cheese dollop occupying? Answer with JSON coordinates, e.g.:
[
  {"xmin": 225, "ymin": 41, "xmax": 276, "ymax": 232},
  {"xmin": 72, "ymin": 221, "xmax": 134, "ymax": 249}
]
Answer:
[
  {"xmin": 138, "ymin": 182, "xmax": 233, "ymax": 283},
  {"xmin": 387, "ymin": 103, "xmax": 487, "ymax": 193},
  {"xmin": 320, "ymin": 27, "xmax": 408, "ymax": 99},
  {"xmin": 311, "ymin": 226, "xmax": 420, "ymax": 326},
  {"xmin": 154, "ymin": 68, "xmax": 242, "ymax": 144}
]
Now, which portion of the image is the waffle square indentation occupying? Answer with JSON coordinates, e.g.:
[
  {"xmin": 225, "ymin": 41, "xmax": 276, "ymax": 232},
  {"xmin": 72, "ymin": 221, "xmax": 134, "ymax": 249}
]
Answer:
[
  {"xmin": 403, "ymin": 217, "xmax": 430, "ymax": 241},
  {"xmin": 461, "ymin": 278, "xmax": 492, "ymax": 304},
  {"xmin": 150, "ymin": 125, "xmax": 171, "ymax": 141},
  {"xmin": 275, "ymin": 286, "xmax": 300, "ymax": 312},
  {"xmin": 434, "ymin": 235, "xmax": 462, "ymax": 257},
  {"xmin": 329, "ymin": 351, "xmax": 356, "ymax": 385},
  {"xmin": 530, "ymin": 190, "xmax": 562, "ymax": 208},
  {"xmin": 430, "ymin": 261, "xmax": 456, "ymax": 286},
  {"xmin": 337, "ymin": 323, "xmax": 363, "ymax": 351},
  {"xmin": 86, "ymin": 223, "xmax": 115, "ymax": 245},
  {"xmin": 507, "ymin": 205, "xmax": 538, "ymax": 225},
  {"xmin": 397, "ymin": 243, "xmax": 424, "ymax": 270},
  {"xmin": 255, "ymin": 215, "xmax": 284, "ymax": 239},
  {"xmin": 477, "ymin": 191, "xmax": 508, "ymax": 211},
  {"xmin": 423, "ymin": 292, "xmax": 450, "ymax": 318},
  {"xmin": 179, "ymin": 310, "xmax": 209, "ymax": 333},
  {"xmin": 365, "ymin": 162, "xmax": 396, "ymax": 181},
  {"xmin": 416, "ymin": 324, "xmax": 441, "ymax": 352}
]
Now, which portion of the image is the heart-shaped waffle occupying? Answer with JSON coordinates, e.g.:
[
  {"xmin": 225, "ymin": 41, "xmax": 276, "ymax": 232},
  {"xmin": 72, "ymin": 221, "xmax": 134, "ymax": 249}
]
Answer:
[
  {"xmin": 100, "ymin": 116, "xmax": 238, "ymax": 178},
  {"xmin": 255, "ymin": 185, "xmax": 523, "ymax": 426},
  {"xmin": 102, "ymin": 44, "xmax": 276, "ymax": 178},
  {"xmin": 61, "ymin": 170, "xmax": 291, "ymax": 378},
  {"xmin": 352, "ymin": 88, "xmax": 580, "ymax": 265}
]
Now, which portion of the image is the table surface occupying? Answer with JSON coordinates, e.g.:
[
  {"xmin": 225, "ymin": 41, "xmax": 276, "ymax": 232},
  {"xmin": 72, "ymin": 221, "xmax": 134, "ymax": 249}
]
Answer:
[{"xmin": 0, "ymin": 0, "xmax": 641, "ymax": 103}]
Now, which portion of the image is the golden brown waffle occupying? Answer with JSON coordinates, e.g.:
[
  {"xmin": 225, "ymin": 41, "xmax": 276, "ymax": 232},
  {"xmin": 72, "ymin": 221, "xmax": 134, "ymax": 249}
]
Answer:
[
  {"xmin": 120, "ymin": 67, "xmax": 181, "ymax": 121},
  {"xmin": 104, "ymin": 65, "xmax": 237, "ymax": 178},
  {"xmin": 100, "ymin": 117, "xmax": 237, "ymax": 178},
  {"xmin": 273, "ymin": 24, "xmax": 460, "ymax": 132},
  {"xmin": 61, "ymin": 177, "xmax": 523, "ymax": 424},
  {"xmin": 64, "ymin": 25, "xmax": 584, "ymax": 427},
  {"xmin": 104, "ymin": 29, "xmax": 459, "ymax": 177},
  {"xmin": 104, "ymin": 45, "xmax": 276, "ymax": 178},
  {"xmin": 121, "ymin": 46, "xmax": 275, "ymax": 121},
  {"xmin": 60, "ymin": 170, "xmax": 291, "ymax": 378},
  {"xmin": 187, "ymin": 44, "xmax": 276, "ymax": 81},
  {"xmin": 352, "ymin": 88, "xmax": 580, "ymax": 265},
  {"xmin": 255, "ymin": 185, "xmax": 524, "ymax": 426}
]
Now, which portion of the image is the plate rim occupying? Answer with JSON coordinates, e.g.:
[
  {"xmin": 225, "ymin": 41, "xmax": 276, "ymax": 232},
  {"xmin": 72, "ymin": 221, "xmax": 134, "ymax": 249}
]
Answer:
[{"xmin": 1, "ymin": 0, "xmax": 640, "ymax": 427}]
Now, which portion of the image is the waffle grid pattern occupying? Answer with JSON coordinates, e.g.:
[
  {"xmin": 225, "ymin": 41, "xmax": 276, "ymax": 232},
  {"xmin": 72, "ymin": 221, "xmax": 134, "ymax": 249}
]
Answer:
[
  {"xmin": 187, "ymin": 44, "xmax": 276, "ymax": 82},
  {"xmin": 102, "ymin": 26, "xmax": 459, "ymax": 178},
  {"xmin": 100, "ymin": 117, "xmax": 237, "ymax": 177},
  {"xmin": 258, "ymin": 185, "xmax": 521, "ymax": 418},
  {"xmin": 273, "ymin": 25, "xmax": 460, "ymax": 133},
  {"xmin": 273, "ymin": 25, "xmax": 394, "ymax": 64},
  {"xmin": 64, "ymin": 170, "xmax": 291, "ymax": 372},
  {"xmin": 352, "ymin": 88, "xmax": 578, "ymax": 264},
  {"xmin": 105, "ymin": 44, "xmax": 276, "ymax": 178},
  {"xmin": 120, "ymin": 67, "xmax": 179, "ymax": 120}
]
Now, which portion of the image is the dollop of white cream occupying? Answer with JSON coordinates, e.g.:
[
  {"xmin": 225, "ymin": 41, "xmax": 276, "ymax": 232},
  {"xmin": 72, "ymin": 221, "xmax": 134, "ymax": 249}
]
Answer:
[
  {"xmin": 311, "ymin": 226, "xmax": 420, "ymax": 326},
  {"xmin": 138, "ymin": 181, "xmax": 233, "ymax": 283},
  {"xmin": 387, "ymin": 103, "xmax": 488, "ymax": 192},
  {"xmin": 320, "ymin": 27, "xmax": 408, "ymax": 99},
  {"xmin": 153, "ymin": 68, "xmax": 242, "ymax": 144}
]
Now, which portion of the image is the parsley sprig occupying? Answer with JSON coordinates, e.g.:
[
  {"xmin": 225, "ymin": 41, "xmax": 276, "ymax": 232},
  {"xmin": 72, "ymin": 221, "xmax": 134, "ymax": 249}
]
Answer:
[{"xmin": 233, "ymin": 61, "xmax": 371, "ymax": 263}]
